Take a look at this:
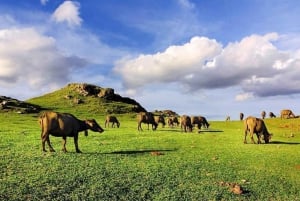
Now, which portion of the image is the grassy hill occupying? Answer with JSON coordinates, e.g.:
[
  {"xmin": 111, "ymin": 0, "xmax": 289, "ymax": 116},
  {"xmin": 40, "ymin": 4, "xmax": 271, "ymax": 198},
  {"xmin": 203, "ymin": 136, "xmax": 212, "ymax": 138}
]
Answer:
[{"xmin": 27, "ymin": 83, "xmax": 146, "ymax": 115}]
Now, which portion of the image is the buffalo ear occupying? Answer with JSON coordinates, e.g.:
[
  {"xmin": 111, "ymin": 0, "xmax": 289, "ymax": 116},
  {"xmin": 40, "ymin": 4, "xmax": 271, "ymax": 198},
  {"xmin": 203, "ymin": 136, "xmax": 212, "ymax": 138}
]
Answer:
[{"xmin": 84, "ymin": 130, "xmax": 88, "ymax": 136}]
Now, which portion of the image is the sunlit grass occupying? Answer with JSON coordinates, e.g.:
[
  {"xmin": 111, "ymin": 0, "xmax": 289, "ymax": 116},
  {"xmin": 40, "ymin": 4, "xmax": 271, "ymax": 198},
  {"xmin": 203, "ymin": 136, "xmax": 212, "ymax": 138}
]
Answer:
[{"xmin": 1, "ymin": 113, "xmax": 300, "ymax": 200}]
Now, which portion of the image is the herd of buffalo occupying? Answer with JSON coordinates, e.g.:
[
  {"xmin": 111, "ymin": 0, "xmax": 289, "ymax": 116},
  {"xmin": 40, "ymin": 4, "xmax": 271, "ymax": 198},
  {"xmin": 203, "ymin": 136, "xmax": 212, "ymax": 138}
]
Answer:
[{"xmin": 38, "ymin": 109, "xmax": 296, "ymax": 153}]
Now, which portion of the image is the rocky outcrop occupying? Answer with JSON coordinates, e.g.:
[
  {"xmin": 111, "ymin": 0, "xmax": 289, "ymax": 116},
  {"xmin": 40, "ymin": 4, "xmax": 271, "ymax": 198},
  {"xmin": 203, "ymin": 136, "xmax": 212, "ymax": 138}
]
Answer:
[
  {"xmin": 0, "ymin": 96, "xmax": 41, "ymax": 113},
  {"xmin": 67, "ymin": 83, "xmax": 147, "ymax": 113}
]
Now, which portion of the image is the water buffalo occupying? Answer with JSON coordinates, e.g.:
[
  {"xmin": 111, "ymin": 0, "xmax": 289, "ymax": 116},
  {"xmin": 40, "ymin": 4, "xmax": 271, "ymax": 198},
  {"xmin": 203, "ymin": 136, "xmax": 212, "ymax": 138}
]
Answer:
[
  {"xmin": 180, "ymin": 115, "xmax": 193, "ymax": 132},
  {"xmin": 39, "ymin": 111, "xmax": 104, "ymax": 153},
  {"xmin": 167, "ymin": 116, "xmax": 179, "ymax": 127},
  {"xmin": 269, "ymin": 112, "xmax": 276, "ymax": 118},
  {"xmin": 261, "ymin": 111, "xmax": 266, "ymax": 119},
  {"xmin": 280, "ymin": 109, "xmax": 295, "ymax": 119},
  {"xmin": 105, "ymin": 115, "xmax": 120, "ymax": 128},
  {"xmin": 137, "ymin": 112, "xmax": 158, "ymax": 131},
  {"xmin": 191, "ymin": 116, "xmax": 210, "ymax": 129},
  {"xmin": 240, "ymin": 113, "xmax": 244, "ymax": 121},
  {"xmin": 244, "ymin": 116, "xmax": 272, "ymax": 144},
  {"xmin": 154, "ymin": 115, "xmax": 166, "ymax": 128}
]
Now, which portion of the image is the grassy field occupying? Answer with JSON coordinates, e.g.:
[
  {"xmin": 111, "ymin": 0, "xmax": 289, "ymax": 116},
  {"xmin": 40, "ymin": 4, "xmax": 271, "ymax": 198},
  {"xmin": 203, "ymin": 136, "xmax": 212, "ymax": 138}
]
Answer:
[{"xmin": 1, "ymin": 112, "xmax": 300, "ymax": 200}]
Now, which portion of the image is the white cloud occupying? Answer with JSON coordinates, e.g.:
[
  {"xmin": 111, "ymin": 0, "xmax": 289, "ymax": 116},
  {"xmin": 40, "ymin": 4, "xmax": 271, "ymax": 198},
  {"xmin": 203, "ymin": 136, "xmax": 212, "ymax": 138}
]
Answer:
[
  {"xmin": 235, "ymin": 93, "xmax": 254, "ymax": 101},
  {"xmin": 40, "ymin": 0, "xmax": 49, "ymax": 6},
  {"xmin": 114, "ymin": 36, "xmax": 222, "ymax": 89},
  {"xmin": 115, "ymin": 33, "xmax": 300, "ymax": 99},
  {"xmin": 178, "ymin": 0, "xmax": 195, "ymax": 10},
  {"xmin": 51, "ymin": 1, "xmax": 82, "ymax": 27},
  {"xmin": 0, "ymin": 27, "xmax": 87, "ymax": 90}
]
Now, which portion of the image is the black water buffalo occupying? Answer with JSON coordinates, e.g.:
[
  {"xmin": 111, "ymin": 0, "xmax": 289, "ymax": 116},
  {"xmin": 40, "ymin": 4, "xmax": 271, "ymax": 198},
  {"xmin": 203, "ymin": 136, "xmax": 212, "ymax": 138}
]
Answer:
[
  {"xmin": 261, "ymin": 111, "xmax": 266, "ymax": 119},
  {"xmin": 280, "ymin": 109, "xmax": 295, "ymax": 119},
  {"xmin": 137, "ymin": 112, "xmax": 158, "ymax": 131},
  {"xmin": 39, "ymin": 111, "xmax": 104, "ymax": 153},
  {"xmin": 167, "ymin": 116, "xmax": 179, "ymax": 127},
  {"xmin": 269, "ymin": 112, "xmax": 276, "ymax": 118},
  {"xmin": 180, "ymin": 115, "xmax": 193, "ymax": 132},
  {"xmin": 105, "ymin": 115, "xmax": 120, "ymax": 128},
  {"xmin": 154, "ymin": 115, "xmax": 166, "ymax": 128},
  {"xmin": 191, "ymin": 116, "xmax": 210, "ymax": 129},
  {"xmin": 240, "ymin": 113, "xmax": 244, "ymax": 121},
  {"xmin": 244, "ymin": 116, "xmax": 272, "ymax": 144}
]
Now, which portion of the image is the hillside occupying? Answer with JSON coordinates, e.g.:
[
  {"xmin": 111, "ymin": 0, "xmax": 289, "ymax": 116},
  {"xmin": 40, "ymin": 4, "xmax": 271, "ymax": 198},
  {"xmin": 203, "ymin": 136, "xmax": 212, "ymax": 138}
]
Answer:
[{"xmin": 27, "ymin": 83, "xmax": 146, "ymax": 114}]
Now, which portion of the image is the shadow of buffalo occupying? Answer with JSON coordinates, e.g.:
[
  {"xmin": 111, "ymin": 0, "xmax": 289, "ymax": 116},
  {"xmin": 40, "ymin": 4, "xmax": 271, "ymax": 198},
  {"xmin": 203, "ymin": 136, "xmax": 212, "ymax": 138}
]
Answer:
[
  {"xmin": 103, "ymin": 149, "xmax": 177, "ymax": 155},
  {"xmin": 269, "ymin": 141, "xmax": 300, "ymax": 145}
]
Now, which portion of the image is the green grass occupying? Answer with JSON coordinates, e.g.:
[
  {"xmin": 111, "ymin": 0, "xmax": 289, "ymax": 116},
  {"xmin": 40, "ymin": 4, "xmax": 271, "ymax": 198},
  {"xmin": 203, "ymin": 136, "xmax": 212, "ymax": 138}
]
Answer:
[{"xmin": 1, "ymin": 112, "xmax": 300, "ymax": 200}]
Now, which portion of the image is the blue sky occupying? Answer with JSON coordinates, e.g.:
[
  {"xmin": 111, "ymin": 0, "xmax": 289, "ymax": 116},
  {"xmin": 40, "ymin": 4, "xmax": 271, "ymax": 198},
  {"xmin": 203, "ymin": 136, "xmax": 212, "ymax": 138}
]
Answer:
[{"xmin": 0, "ymin": 0, "xmax": 300, "ymax": 120}]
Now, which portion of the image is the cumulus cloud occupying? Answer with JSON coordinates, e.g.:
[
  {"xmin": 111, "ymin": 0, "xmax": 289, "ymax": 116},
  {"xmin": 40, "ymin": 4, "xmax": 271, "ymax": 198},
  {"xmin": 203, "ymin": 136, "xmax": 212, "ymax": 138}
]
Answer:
[
  {"xmin": 40, "ymin": 0, "xmax": 49, "ymax": 6},
  {"xmin": 51, "ymin": 1, "xmax": 82, "ymax": 27},
  {"xmin": 178, "ymin": 0, "xmax": 195, "ymax": 10},
  {"xmin": 114, "ymin": 32, "xmax": 300, "ymax": 98},
  {"xmin": 0, "ymin": 27, "xmax": 87, "ymax": 90},
  {"xmin": 114, "ymin": 36, "xmax": 222, "ymax": 89}
]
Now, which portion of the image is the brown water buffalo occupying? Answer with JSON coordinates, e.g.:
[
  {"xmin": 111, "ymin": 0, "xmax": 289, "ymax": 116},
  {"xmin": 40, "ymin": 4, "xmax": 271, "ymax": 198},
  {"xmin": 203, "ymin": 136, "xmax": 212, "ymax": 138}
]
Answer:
[
  {"xmin": 240, "ymin": 113, "xmax": 244, "ymax": 121},
  {"xmin": 280, "ymin": 109, "xmax": 295, "ymax": 119},
  {"xmin": 180, "ymin": 115, "xmax": 193, "ymax": 132},
  {"xmin": 154, "ymin": 115, "xmax": 166, "ymax": 128},
  {"xmin": 191, "ymin": 116, "xmax": 210, "ymax": 129},
  {"xmin": 244, "ymin": 116, "xmax": 272, "ymax": 144},
  {"xmin": 269, "ymin": 112, "xmax": 276, "ymax": 118},
  {"xmin": 261, "ymin": 111, "xmax": 266, "ymax": 119},
  {"xmin": 137, "ymin": 112, "xmax": 158, "ymax": 131},
  {"xmin": 105, "ymin": 115, "xmax": 120, "ymax": 128},
  {"xmin": 39, "ymin": 111, "xmax": 104, "ymax": 153}
]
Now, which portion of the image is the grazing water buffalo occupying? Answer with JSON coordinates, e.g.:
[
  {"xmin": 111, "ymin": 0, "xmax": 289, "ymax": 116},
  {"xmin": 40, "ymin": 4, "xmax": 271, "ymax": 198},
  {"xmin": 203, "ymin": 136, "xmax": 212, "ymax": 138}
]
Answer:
[
  {"xmin": 240, "ymin": 113, "xmax": 244, "ymax": 121},
  {"xmin": 39, "ymin": 111, "xmax": 104, "ymax": 153},
  {"xmin": 180, "ymin": 115, "xmax": 193, "ymax": 132},
  {"xmin": 167, "ymin": 116, "xmax": 179, "ymax": 127},
  {"xmin": 261, "ymin": 111, "xmax": 266, "ymax": 119},
  {"xmin": 280, "ymin": 109, "xmax": 295, "ymax": 119},
  {"xmin": 137, "ymin": 112, "xmax": 158, "ymax": 131},
  {"xmin": 269, "ymin": 112, "xmax": 276, "ymax": 118},
  {"xmin": 191, "ymin": 116, "xmax": 210, "ymax": 129},
  {"xmin": 154, "ymin": 115, "xmax": 166, "ymax": 128},
  {"xmin": 244, "ymin": 116, "xmax": 272, "ymax": 144},
  {"xmin": 105, "ymin": 115, "xmax": 120, "ymax": 128}
]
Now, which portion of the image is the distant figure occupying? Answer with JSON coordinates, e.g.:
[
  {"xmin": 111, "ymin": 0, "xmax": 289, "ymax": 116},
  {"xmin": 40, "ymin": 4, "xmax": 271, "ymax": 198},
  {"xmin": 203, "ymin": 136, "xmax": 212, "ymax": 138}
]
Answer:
[
  {"xmin": 261, "ymin": 111, "xmax": 266, "ymax": 119},
  {"xmin": 280, "ymin": 109, "xmax": 295, "ymax": 119},
  {"xmin": 269, "ymin": 112, "xmax": 276, "ymax": 118},
  {"xmin": 240, "ymin": 113, "xmax": 244, "ymax": 121},
  {"xmin": 225, "ymin": 116, "xmax": 230, "ymax": 121}
]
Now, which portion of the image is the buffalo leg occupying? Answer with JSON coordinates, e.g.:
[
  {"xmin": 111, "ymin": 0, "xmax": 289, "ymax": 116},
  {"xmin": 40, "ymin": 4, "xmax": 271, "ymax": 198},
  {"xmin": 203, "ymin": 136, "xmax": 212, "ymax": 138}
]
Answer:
[
  {"xmin": 74, "ymin": 134, "xmax": 81, "ymax": 153},
  {"xmin": 256, "ymin": 133, "xmax": 262, "ymax": 144},
  {"xmin": 244, "ymin": 130, "xmax": 248, "ymax": 144},
  {"xmin": 46, "ymin": 136, "xmax": 55, "ymax": 152},
  {"xmin": 41, "ymin": 132, "xmax": 55, "ymax": 152},
  {"xmin": 62, "ymin": 136, "xmax": 67, "ymax": 152},
  {"xmin": 250, "ymin": 133, "xmax": 256, "ymax": 144},
  {"xmin": 138, "ymin": 123, "xmax": 143, "ymax": 131}
]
